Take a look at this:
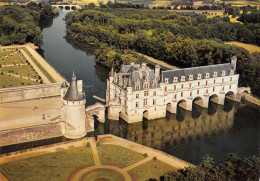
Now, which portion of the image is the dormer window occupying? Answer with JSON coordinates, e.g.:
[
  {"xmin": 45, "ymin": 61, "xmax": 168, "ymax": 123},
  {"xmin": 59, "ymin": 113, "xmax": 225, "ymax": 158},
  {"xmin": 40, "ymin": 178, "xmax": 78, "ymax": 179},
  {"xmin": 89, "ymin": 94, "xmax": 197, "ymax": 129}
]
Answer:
[
  {"xmin": 230, "ymin": 69, "xmax": 234, "ymax": 75},
  {"xmin": 144, "ymin": 83, "xmax": 149, "ymax": 89},
  {"xmin": 221, "ymin": 71, "xmax": 226, "ymax": 76},
  {"xmin": 213, "ymin": 72, "xmax": 218, "ymax": 77},
  {"xmin": 165, "ymin": 78, "xmax": 169, "ymax": 83},
  {"xmin": 188, "ymin": 75, "xmax": 193, "ymax": 80},
  {"xmin": 135, "ymin": 83, "xmax": 140, "ymax": 90},
  {"xmin": 205, "ymin": 73, "xmax": 210, "ymax": 78},
  {"xmin": 197, "ymin": 73, "xmax": 202, "ymax": 79},
  {"xmin": 181, "ymin": 76, "xmax": 185, "ymax": 82},
  {"xmin": 173, "ymin": 77, "xmax": 178, "ymax": 83}
]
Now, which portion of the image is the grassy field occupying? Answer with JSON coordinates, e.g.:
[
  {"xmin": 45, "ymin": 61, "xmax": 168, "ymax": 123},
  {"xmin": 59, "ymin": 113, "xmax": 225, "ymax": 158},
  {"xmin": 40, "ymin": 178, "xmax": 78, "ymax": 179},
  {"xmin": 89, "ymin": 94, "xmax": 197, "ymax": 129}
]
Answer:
[
  {"xmin": 0, "ymin": 65, "xmax": 38, "ymax": 78},
  {"xmin": 0, "ymin": 146, "xmax": 94, "ymax": 181},
  {"xmin": 216, "ymin": 0, "xmax": 259, "ymax": 7},
  {"xmin": 225, "ymin": 41, "xmax": 260, "ymax": 53},
  {"xmin": 0, "ymin": 74, "xmax": 38, "ymax": 88},
  {"xmin": 128, "ymin": 159, "xmax": 177, "ymax": 180},
  {"xmin": 1, "ymin": 53, "xmax": 26, "ymax": 65},
  {"xmin": 97, "ymin": 144, "xmax": 144, "ymax": 168}
]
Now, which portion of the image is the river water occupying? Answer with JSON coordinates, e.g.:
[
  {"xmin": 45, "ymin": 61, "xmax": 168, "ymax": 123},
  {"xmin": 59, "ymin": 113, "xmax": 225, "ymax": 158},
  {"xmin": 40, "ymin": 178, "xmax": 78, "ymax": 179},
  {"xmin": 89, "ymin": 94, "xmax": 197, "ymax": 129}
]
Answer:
[{"xmin": 38, "ymin": 10, "xmax": 259, "ymax": 164}]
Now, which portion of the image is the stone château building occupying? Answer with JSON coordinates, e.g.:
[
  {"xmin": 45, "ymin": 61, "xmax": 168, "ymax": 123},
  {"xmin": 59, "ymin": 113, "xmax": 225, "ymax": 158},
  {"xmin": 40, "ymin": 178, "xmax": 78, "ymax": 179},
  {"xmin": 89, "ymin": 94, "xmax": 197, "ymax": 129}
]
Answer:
[{"xmin": 106, "ymin": 57, "xmax": 239, "ymax": 123}]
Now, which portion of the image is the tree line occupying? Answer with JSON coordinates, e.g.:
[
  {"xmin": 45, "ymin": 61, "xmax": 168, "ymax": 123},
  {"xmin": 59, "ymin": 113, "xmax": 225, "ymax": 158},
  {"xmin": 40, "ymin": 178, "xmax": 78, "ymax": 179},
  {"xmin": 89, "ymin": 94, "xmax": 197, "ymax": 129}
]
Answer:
[
  {"xmin": 148, "ymin": 154, "xmax": 260, "ymax": 181},
  {"xmin": 0, "ymin": 2, "xmax": 58, "ymax": 46},
  {"xmin": 65, "ymin": 8, "xmax": 260, "ymax": 96}
]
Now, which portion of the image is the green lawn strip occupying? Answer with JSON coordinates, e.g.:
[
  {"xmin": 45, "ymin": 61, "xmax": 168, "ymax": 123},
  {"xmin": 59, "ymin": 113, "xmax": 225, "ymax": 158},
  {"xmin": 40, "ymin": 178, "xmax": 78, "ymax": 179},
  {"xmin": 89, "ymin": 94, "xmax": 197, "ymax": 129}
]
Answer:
[
  {"xmin": 1, "ymin": 53, "xmax": 26, "ymax": 65},
  {"xmin": 128, "ymin": 159, "xmax": 177, "ymax": 181},
  {"xmin": 22, "ymin": 48, "xmax": 56, "ymax": 83},
  {"xmin": 0, "ymin": 74, "xmax": 39, "ymax": 88},
  {"xmin": 0, "ymin": 146, "xmax": 94, "ymax": 181},
  {"xmin": 0, "ymin": 51, "xmax": 8, "ymax": 58},
  {"xmin": 97, "ymin": 144, "xmax": 144, "ymax": 168},
  {"xmin": 0, "ymin": 65, "xmax": 38, "ymax": 78}
]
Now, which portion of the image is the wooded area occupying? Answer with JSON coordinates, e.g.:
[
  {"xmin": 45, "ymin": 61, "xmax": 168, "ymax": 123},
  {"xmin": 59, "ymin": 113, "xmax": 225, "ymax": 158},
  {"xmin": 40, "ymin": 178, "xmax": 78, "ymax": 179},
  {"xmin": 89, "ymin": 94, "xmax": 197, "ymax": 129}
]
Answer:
[
  {"xmin": 65, "ymin": 8, "xmax": 260, "ymax": 96},
  {"xmin": 0, "ymin": 3, "xmax": 58, "ymax": 46}
]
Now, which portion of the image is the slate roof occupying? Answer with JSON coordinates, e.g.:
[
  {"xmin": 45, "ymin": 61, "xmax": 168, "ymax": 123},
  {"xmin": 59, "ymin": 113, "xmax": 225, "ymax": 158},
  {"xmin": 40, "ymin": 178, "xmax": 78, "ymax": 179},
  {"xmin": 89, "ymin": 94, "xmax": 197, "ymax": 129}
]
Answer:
[
  {"xmin": 63, "ymin": 74, "xmax": 83, "ymax": 101},
  {"xmin": 61, "ymin": 81, "xmax": 68, "ymax": 88},
  {"xmin": 162, "ymin": 63, "xmax": 235, "ymax": 82}
]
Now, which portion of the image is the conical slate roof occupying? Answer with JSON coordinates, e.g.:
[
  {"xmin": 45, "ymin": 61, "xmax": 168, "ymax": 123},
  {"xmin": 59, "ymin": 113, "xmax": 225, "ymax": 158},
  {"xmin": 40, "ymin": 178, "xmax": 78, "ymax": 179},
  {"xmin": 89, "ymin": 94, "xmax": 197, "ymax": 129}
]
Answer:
[
  {"xmin": 61, "ymin": 81, "xmax": 68, "ymax": 88},
  {"xmin": 63, "ymin": 73, "xmax": 83, "ymax": 101}
]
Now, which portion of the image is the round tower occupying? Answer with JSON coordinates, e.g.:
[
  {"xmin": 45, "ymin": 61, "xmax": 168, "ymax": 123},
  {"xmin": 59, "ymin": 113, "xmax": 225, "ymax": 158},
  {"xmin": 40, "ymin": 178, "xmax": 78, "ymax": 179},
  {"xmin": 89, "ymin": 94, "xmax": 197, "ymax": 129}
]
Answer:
[{"xmin": 62, "ymin": 73, "xmax": 86, "ymax": 139}]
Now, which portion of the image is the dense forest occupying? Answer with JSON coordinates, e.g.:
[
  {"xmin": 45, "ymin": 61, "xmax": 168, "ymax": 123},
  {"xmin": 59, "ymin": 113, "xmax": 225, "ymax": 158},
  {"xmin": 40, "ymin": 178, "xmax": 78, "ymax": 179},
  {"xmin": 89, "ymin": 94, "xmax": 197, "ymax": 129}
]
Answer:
[
  {"xmin": 149, "ymin": 154, "xmax": 260, "ymax": 181},
  {"xmin": 0, "ymin": 2, "xmax": 58, "ymax": 46},
  {"xmin": 65, "ymin": 8, "xmax": 260, "ymax": 96}
]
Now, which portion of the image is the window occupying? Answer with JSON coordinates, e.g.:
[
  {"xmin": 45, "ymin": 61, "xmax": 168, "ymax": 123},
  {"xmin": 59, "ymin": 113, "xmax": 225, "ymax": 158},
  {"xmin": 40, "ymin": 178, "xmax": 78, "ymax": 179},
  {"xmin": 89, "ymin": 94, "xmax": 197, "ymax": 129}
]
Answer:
[
  {"xmin": 165, "ymin": 78, "xmax": 169, "ymax": 83},
  {"xmin": 153, "ymin": 99, "xmax": 156, "ymax": 105},
  {"xmin": 174, "ymin": 94, "xmax": 177, "ymax": 99},
  {"xmin": 136, "ymin": 84, "xmax": 140, "ymax": 90},
  {"xmin": 181, "ymin": 76, "xmax": 185, "ymax": 81},
  {"xmin": 205, "ymin": 73, "xmax": 210, "ymax": 78},
  {"xmin": 136, "ymin": 102, "xmax": 139, "ymax": 108},
  {"xmin": 223, "ymin": 87, "xmax": 225, "ymax": 91},
  {"xmin": 174, "ymin": 85, "xmax": 176, "ymax": 90},
  {"xmin": 153, "ymin": 82, "xmax": 157, "ymax": 88},
  {"xmin": 214, "ymin": 79, "xmax": 216, "ymax": 84},
  {"xmin": 222, "ymin": 78, "xmax": 224, "ymax": 83},
  {"xmin": 144, "ymin": 91, "xmax": 149, "ymax": 96},
  {"xmin": 165, "ymin": 86, "xmax": 167, "ymax": 92},
  {"xmin": 221, "ymin": 71, "xmax": 226, "ymax": 76},
  {"xmin": 206, "ymin": 81, "xmax": 208, "ymax": 86},
  {"xmin": 197, "ymin": 90, "xmax": 199, "ymax": 94},
  {"xmin": 206, "ymin": 89, "xmax": 208, "ymax": 94},
  {"xmin": 197, "ymin": 74, "xmax": 202, "ymax": 79},
  {"xmin": 230, "ymin": 77, "xmax": 232, "ymax": 81},
  {"xmin": 189, "ymin": 75, "xmax": 193, "ymax": 80},
  {"xmin": 144, "ymin": 83, "xmax": 149, "ymax": 89},
  {"xmin": 189, "ymin": 83, "xmax": 191, "ymax": 88},
  {"xmin": 213, "ymin": 72, "xmax": 218, "ymax": 77},
  {"xmin": 190, "ymin": 92, "xmax": 192, "ymax": 97},
  {"xmin": 143, "ymin": 98, "xmax": 148, "ymax": 106},
  {"xmin": 153, "ymin": 91, "xmax": 156, "ymax": 96},
  {"xmin": 174, "ymin": 77, "xmax": 178, "ymax": 82},
  {"xmin": 136, "ymin": 94, "xmax": 139, "ymax": 98},
  {"xmin": 181, "ymin": 84, "xmax": 184, "ymax": 88},
  {"xmin": 213, "ymin": 87, "xmax": 215, "ymax": 92},
  {"xmin": 198, "ymin": 82, "xmax": 200, "ymax": 86},
  {"xmin": 181, "ymin": 92, "xmax": 183, "ymax": 97},
  {"xmin": 229, "ymin": 85, "xmax": 232, "ymax": 89}
]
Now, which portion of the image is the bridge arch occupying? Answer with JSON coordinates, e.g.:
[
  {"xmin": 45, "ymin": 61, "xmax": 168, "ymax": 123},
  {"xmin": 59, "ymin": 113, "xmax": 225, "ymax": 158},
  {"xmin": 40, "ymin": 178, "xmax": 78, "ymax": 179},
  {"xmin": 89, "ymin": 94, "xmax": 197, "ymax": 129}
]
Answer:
[
  {"xmin": 208, "ymin": 94, "xmax": 219, "ymax": 115},
  {"xmin": 224, "ymin": 91, "xmax": 235, "ymax": 112},
  {"xmin": 192, "ymin": 97, "xmax": 203, "ymax": 119},
  {"xmin": 65, "ymin": 6, "xmax": 70, "ymax": 10},
  {"xmin": 58, "ymin": 6, "xmax": 63, "ymax": 9},
  {"xmin": 142, "ymin": 110, "xmax": 149, "ymax": 130}
]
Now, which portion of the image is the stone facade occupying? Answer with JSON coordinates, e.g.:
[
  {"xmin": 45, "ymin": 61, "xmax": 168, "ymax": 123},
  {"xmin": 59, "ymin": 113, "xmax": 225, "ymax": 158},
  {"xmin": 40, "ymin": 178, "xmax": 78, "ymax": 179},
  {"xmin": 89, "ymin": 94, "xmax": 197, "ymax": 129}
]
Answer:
[
  {"xmin": 106, "ymin": 57, "xmax": 239, "ymax": 123},
  {"xmin": 0, "ymin": 122, "xmax": 63, "ymax": 147},
  {"xmin": 0, "ymin": 83, "xmax": 61, "ymax": 103}
]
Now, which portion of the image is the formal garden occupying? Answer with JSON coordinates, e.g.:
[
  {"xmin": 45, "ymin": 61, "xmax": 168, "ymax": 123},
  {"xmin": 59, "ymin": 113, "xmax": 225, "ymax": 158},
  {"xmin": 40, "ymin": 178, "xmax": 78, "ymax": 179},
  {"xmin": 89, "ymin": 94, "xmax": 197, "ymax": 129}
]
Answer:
[
  {"xmin": 0, "ymin": 48, "xmax": 42, "ymax": 88},
  {"xmin": 0, "ymin": 141, "xmax": 177, "ymax": 181}
]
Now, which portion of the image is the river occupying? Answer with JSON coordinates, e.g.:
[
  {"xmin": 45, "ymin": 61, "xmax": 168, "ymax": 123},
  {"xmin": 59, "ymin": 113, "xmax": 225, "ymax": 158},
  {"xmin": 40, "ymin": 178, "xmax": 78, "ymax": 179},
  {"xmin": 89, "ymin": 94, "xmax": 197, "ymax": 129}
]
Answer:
[{"xmin": 38, "ymin": 10, "xmax": 260, "ymax": 164}]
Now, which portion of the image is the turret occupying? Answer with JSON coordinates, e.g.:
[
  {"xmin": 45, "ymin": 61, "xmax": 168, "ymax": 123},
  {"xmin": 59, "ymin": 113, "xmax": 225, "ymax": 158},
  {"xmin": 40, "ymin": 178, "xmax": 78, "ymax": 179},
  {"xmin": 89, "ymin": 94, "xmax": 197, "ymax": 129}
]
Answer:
[
  {"xmin": 62, "ymin": 72, "xmax": 87, "ymax": 139},
  {"xmin": 60, "ymin": 81, "xmax": 68, "ymax": 99}
]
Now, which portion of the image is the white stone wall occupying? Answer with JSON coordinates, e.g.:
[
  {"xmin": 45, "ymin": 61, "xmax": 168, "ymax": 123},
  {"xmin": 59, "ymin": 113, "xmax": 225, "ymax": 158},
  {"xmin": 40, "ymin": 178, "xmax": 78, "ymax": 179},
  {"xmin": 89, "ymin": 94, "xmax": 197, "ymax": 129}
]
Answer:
[{"xmin": 107, "ymin": 66, "xmax": 239, "ymax": 123}]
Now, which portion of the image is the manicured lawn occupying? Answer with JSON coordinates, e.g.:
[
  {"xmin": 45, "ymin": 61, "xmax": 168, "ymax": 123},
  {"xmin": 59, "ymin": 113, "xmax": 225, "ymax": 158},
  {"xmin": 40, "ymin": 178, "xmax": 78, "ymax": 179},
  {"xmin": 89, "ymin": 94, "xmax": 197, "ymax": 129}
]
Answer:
[
  {"xmin": 128, "ymin": 159, "xmax": 177, "ymax": 181},
  {"xmin": 78, "ymin": 168, "xmax": 125, "ymax": 181},
  {"xmin": 0, "ymin": 146, "xmax": 94, "ymax": 181},
  {"xmin": 1, "ymin": 53, "xmax": 26, "ymax": 65},
  {"xmin": 0, "ymin": 74, "xmax": 39, "ymax": 88},
  {"xmin": 97, "ymin": 144, "xmax": 144, "ymax": 168},
  {"xmin": 0, "ymin": 65, "xmax": 38, "ymax": 78}
]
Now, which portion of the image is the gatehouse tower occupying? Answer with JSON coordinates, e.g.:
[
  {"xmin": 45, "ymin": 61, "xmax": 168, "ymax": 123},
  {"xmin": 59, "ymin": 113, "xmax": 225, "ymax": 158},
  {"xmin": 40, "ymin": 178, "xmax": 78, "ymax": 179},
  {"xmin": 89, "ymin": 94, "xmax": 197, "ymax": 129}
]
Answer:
[{"xmin": 62, "ymin": 73, "xmax": 87, "ymax": 139}]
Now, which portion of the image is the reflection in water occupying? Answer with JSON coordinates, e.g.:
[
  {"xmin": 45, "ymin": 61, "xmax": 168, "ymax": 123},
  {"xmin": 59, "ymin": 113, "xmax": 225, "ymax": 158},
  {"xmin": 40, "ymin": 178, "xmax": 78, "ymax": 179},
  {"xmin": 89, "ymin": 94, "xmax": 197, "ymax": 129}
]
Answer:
[{"xmin": 95, "ymin": 100, "xmax": 257, "ymax": 164}]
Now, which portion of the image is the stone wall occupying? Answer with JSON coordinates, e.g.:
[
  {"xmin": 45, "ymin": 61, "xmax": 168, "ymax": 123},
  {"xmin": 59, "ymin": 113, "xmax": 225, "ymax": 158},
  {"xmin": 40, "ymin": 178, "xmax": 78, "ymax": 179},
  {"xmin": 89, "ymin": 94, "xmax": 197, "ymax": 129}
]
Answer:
[
  {"xmin": 0, "ymin": 122, "xmax": 63, "ymax": 147},
  {"xmin": 0, "ymin": 83, "xmax": 61, "ymax": 103}
]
